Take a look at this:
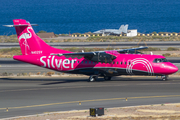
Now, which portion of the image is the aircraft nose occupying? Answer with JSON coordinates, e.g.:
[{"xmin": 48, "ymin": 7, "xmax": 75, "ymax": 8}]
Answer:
[{"xmin": 169, "ymin": 65, "xmax": 178, "ymax": 74}]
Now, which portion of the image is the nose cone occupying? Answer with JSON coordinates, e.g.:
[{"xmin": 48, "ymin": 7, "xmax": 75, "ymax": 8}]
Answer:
[{"xmin": 169, "ymin": 64, "xmax": 178, "ymax": 74}]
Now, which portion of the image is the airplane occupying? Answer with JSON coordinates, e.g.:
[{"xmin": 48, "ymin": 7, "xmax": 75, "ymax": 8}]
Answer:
[
  {"xmin": 4, "ymin": 19, "xmax": 178, "ymax": 82},
  {"xmin": 93, "ymin": 24, "xmax": 128, "ymax": 35}
]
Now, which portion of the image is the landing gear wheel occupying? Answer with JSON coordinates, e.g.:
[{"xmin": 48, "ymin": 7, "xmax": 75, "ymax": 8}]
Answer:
[
  {"xmin": 89, "ymin": 76, "xmax": 97, "ymax": 82},
  {"xmin": 104, "ymin": 76, "xmax": 112, "ymax": 81},
  {"xmin": 161, "ymin": 75, "xmax": 168, "ymax": 81}
]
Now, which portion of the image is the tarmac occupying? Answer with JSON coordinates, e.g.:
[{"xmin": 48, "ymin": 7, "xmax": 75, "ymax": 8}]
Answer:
[{"xmin": 0, "ymin": 76, "xmax": 180, "ymax": 119}]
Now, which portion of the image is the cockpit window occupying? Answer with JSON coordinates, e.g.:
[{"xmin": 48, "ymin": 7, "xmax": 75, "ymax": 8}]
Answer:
[{"xmin": 153, "ymin": 58, "xmax": 168, "ymax": 63}]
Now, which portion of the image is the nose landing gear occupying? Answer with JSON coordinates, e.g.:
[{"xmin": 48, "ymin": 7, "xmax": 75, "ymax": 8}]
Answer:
[{"xmin": 161, "ymin": 75, "xmax": 168, "ymax": 81}]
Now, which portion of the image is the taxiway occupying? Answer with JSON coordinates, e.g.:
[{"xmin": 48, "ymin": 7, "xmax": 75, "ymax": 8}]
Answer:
[{"xmin": 0, "ymin": 76, "xmax": 180, "ymax": 118}]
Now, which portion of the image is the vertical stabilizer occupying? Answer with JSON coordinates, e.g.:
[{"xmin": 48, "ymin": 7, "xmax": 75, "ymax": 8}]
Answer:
[
  {"xmin": 11, "ymin": 19, "xmax": 71, "ymax": 55},
  {"xmin": 119, "ymin": 25, "xmax": 124, "ymax": 31},
  {"xmin": 123, "ymin": 24, "xmax": 128, "ymax": 33},
  {"xmin": 119, "ymin": 24, "xmax": 128, "ymax": 34},
  {"xmin": 13, "ymin": 19, "xmax": 42, "ymax": 55}
]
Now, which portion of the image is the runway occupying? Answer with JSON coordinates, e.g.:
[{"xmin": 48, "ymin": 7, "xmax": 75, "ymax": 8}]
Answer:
[
  {"xmin": 1, "ymin": 41, "xmax": 180, "ymax": 49},
  {"xmin": 0, "ymin": 76, "xmax": 180, "ymax": 118}
]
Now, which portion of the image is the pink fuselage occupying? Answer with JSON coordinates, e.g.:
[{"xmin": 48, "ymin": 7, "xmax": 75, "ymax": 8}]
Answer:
[
  {"xmin": 13, "ymin": 53, "xmax": 178, "ymax": 76},
  {"xmin": 6, "ymin": 19, "xmax": 178, "ymax": 77}
]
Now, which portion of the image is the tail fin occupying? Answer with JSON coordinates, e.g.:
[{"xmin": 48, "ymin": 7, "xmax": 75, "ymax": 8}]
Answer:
[
  {"xmin": 119, "ymin": 25, "xmax": 124, "ymax": 31},
  {"xmin": 6, "ymin": 19, "xmax": 70, "ymax": 55},
  {"xmin": 119, "ymin": 24, "xmax": 128, "ymax": 34},
  {"xmin": 123, "ymin": 24, "xmax": 128, "ymax": 33},
  {"xmin": 13, "ymin": 19, "xmax": 41, "ymax": 55}
]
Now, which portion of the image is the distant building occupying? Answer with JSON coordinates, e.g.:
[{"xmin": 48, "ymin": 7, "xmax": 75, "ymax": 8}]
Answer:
[
  {"xmin": 37, "ymin": 32, "xmax": 56, "ymax": 38},
  {"xmin": 127, "ymin": 29, "xmax": 137, "ymax": 37}
]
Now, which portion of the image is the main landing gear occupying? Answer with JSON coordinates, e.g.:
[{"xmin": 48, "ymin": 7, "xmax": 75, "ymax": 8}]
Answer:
[
  {"xmin": 88, "ymin": 75, "xmax": 112, "ymax": 82},
  {"xmin": 89, "ymin": 76, "xmax": 97, "ymax": 82},
  {"xmin": 104, "ymin": 76, "xmax": 112, "ymax": 81},
  {"xmin": 161, "ymin": 75, "xmax": 168, "ymax": 81}
]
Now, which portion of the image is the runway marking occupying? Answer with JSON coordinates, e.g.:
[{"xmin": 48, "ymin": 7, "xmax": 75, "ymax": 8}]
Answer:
[{"xmin": 0, "ymin": 95, "xmax": 180, "ymax": 110}]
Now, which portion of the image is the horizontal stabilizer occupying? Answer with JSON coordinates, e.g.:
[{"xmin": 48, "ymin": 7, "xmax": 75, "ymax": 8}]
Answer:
[{"xmin": 3, "ymin": 24, "xmax": 38, "ymax": 27}]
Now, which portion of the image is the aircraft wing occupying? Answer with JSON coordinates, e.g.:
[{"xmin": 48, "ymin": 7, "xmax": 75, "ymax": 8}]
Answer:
[
  {"xmin": 117, "ymin": 46, "xmax": 148, "ymax": 54},
  {"xmin": 51, "ymin": 46, "xmax": 148, "ymax": 63},
  {"xmin": 51, "ymin": 51, "xmax": 116, "ymax": 63}
]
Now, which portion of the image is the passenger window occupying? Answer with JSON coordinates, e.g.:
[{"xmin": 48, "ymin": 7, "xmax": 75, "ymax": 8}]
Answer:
[
  {"xmin": 85, "ymin": 61, "xmax": 87, "ymax": 64},
  {"xmin": 78, "ymin": 61, "xmax": 79, "ymax": 63},
  {"xmin": 113, "ymin": 62, "xmax": 115, "ymax": 64},
  {"xmin": 89, "ymin": 61, "xmax": 91, "ymax": 64},
  {"xmin": 117, "ymin": 62, "xmax": 119, "ymax": 64},
  {"xmin": 93, "ymin": 62, "xmax": 95, "ymax": 64},
  {"xmin": 120, "ymin": 62, "xmax": 122, "ymax": 65},
  {"xmin": 124, "ymin": 62, "xmax": 126, "ymax": 65},
  {"xmin": 129, "ymin": 62, "xmax": 131, "ymax": 65},
  {"xmin": 81, "ymin": 61, "xmax": 83, "ymax": 64}
]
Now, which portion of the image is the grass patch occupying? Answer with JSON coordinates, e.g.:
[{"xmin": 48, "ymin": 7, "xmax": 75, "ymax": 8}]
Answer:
[
  {"xmin": 167, "ymin": 47, "xmax": 179, "ymax": 51},
  {"xmin": 0, "ymin": 48, "xmax": 21, "ymax": 58}
]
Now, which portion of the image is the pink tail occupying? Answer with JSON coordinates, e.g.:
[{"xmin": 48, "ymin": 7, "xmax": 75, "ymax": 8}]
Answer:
[{"xmin": 13, "ymin": 19, "xmax": 70, "ymax": 55}]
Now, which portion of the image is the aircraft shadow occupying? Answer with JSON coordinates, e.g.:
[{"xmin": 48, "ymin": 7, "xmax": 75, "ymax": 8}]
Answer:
[
  {"xmin": 111, "ymin": 77, "xmax": 164, "ymax": 81},
  {"xmin": 0, "ymin": 77, "xmax": 88, "ymax": 85},
  {"xmin": 0, "ymin": 76, "xmax": 172, "ymax": 86}
]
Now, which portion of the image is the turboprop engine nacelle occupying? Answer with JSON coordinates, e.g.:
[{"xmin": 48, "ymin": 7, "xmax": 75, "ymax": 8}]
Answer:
[{"xmin": 84, "ymin": 52, "xmax": 116, "ymax": 63}]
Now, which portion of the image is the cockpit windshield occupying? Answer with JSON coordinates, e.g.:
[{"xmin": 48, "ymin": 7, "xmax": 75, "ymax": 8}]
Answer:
[{"xmin": 153, "ymin": 58, "xmax": 168, "ymax": 63}]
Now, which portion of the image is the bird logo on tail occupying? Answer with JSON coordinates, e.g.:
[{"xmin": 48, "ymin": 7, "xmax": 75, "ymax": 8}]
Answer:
[
  {"xmin": 18, "ymin": 27, "xmax": 32, "ymax": 55},
  {"xmin": 18, "ymin": 27, "xmax": 32, "ymax": 42}
]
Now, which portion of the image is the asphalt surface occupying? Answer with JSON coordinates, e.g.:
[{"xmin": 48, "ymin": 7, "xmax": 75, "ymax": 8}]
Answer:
[
  {"xmin": 0, "ymin": 77, "xmax": 180, "ymax": 119},
  {"xmin": 1, "ymin": 41, "xmax": 180, "ymax": 49}
]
